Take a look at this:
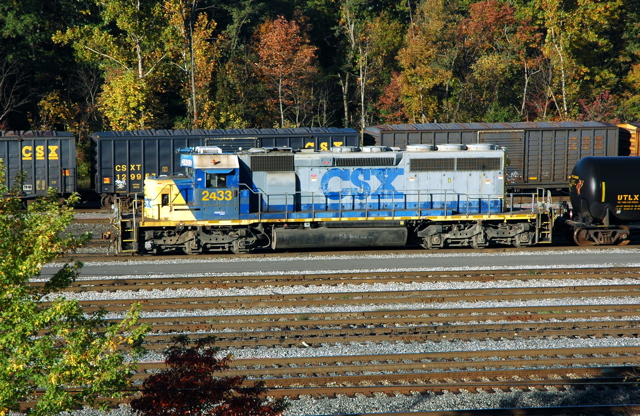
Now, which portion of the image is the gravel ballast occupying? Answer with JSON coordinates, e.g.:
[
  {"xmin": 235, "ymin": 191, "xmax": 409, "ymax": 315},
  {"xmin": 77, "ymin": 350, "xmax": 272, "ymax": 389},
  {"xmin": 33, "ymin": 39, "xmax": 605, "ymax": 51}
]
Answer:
[{"xmin": 39, "ymin": 252, "xmax": 640, "ymax": 415}]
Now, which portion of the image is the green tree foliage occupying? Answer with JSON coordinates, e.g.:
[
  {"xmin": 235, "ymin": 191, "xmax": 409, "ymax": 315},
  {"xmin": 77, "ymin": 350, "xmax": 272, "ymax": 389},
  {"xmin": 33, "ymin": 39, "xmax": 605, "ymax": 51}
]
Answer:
[
  {"xmin": 533, "ymin": 0, "xmax": 624, "ymax": 120},
  {"xmin": 131, "ymin": 336, "xmax": 287, "ymax": 416},
  {"xmin": 396, "ymin": 0, "xmax": 456, "ymax": 122},
  {"xmin": 0, "ymin": 178, "xmax": 147, "ymax": 415},
  {"xmin": 164, "ymin": 0, "xmax": 221, "ymax": 129},
  {"xmin": 3, "ymin": 0, "xmax": 640, "ymax": 129},
  {"xmin": 53, "ymin": 0, "xmax": 174, "ymax": 129}
]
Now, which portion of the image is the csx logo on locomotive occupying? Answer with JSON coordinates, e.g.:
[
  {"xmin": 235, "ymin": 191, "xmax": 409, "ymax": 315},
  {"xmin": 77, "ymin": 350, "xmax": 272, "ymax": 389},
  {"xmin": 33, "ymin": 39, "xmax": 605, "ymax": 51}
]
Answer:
[{"xmin": 320, "ymin": 167, "xmax": 404, "ymax": 200}]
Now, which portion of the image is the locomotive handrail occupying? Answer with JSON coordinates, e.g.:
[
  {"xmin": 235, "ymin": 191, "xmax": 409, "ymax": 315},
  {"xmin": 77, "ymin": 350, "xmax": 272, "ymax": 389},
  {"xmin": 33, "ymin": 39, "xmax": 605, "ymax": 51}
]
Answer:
[{"xmin": 237, "ymin": 186, "xmax": 509, "ymax": 219}]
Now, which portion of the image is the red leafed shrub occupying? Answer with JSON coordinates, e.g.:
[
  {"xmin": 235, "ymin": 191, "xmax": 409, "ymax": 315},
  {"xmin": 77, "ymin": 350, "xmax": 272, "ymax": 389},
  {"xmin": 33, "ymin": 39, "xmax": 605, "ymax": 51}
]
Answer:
[{"xmin": 130, "ymin": 336, "xmax": 287, "ymax": 416}]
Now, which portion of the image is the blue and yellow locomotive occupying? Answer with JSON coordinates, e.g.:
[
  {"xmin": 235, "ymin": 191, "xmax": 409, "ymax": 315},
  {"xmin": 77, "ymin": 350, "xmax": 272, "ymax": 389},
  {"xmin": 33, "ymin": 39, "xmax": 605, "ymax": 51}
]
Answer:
[{"xmin": 116, "ymin": 144, "xmax": 554, "ymax": 254}]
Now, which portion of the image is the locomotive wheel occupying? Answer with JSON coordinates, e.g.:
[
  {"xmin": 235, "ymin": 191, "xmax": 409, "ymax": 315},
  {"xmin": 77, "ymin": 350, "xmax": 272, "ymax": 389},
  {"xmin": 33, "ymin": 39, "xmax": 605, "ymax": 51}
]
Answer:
[
  {"xmin": 573, "ymin": 228, "xmax": 594, "ymax": 246},
  {"xmin": 470, "ymin": 234, "xmax": 488, "ymax": 249},
  {"xmin": 143, "ymin": 246, "xmax": 161, "ymax": 256},
  {"xmin": 617, "ymin": 226, "xmax": 631, "ymax": 246},
  {"xmin": 183, "ymin": 240, "xmax": 202, "ymax": 255},
  {"xmin": 513, "ymin": 232, "xmax": 533, "ymax": 248},
  {"xmin": 230, "ymin": 240, "xmax": 249, "ymax": 254},
  {"xmin": 421, "ymin": 234, "xmax": 442, "ymax": 250}
]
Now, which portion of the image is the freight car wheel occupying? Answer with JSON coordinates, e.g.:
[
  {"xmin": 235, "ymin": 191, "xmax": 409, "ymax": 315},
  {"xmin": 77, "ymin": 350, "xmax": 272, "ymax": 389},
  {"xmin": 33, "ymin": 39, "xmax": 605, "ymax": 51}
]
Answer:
[
  {"xmin": 573, "ymin": 228, "xmax": 595, "ymax": 246},
  {"xmin": 101, "ymin": 194, "xmax": 116, "ymax": 208},
  {"xmin": 617, "ymin": 226, "xmax": 631, "ymax": 246}
]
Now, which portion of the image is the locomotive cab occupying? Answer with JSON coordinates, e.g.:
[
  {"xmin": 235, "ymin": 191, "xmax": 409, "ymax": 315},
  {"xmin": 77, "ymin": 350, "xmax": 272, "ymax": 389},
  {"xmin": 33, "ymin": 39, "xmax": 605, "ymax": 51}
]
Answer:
[
  {"xmin": 180, "ymin": 146, "xmax": 240, "ymax": 221},
  {"xmin": 143, "ymin": 147, "xmax": 241, "ymax": 222}
]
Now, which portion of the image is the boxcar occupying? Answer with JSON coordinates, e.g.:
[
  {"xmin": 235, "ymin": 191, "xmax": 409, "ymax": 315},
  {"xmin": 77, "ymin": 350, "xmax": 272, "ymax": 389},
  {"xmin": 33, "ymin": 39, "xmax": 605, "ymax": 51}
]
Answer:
[
  {"xmin": 0, "ymin": 131, "xmax": 76, "ymax": 197},
  {"xmin": 363, "ymin": 121, "xmax": 621, "ymax": 191},
  {"xmin": 92, "ymin": 127, "xmax": 359, "ymax": 205},
  {"xmin": 618, "ymin": 123, "xmax": 640, "ymax": 156}
]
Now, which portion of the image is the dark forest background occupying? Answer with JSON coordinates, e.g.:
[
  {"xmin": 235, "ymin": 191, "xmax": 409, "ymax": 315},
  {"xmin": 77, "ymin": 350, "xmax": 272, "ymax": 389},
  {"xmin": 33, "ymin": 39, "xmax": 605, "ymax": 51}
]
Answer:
[{"xmin": 2, "ymin": 0, "xmax": 640, "ymax": 136}]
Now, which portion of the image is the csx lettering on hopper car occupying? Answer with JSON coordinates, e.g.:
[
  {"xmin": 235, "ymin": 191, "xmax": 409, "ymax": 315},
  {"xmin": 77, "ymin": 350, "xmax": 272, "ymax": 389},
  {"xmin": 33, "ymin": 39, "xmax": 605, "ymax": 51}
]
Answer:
[{"xmin": 115, "ymin": 144, "xmax": 555, "ymax": 255}]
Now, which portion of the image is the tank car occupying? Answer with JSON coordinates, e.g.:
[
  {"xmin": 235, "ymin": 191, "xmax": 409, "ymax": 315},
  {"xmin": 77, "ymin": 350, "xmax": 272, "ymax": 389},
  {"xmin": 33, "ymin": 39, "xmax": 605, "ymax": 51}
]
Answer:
[
  {"xmin": 116, "ymin": 144, "xmax": 555, "ymax": 255},
  {"xmin": 564, "ymin": 156, "xmax": 640, "ymax": 246}
]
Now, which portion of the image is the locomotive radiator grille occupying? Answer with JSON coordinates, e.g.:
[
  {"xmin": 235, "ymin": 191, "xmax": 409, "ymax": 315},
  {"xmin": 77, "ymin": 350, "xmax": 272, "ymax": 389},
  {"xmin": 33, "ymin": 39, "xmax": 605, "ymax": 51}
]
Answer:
[
  {"xmin": 335, "ymin": 157, "xmax": 396, "ymax": 167},
  {"xmin": 410, "ymin": 157, "xmax": 501, "ymax": 172},
  {"xmin": 410, "ymin": 158, "xmax": 455, "ymax": 171},
  {"xmin": 457, "ymin": 157, "xmax": 501, "ymax": 171},
  {"xmin": 250, "ymin": 155, "xmax": 295, "ymax": 171}
]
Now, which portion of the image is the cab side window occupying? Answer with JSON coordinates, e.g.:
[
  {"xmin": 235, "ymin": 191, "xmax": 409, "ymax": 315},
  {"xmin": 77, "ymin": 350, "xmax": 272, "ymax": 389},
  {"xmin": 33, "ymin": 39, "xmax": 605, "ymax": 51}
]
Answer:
[{"xmin": 206, "ymin": 173, "xmax": 227, "ymax": 188}]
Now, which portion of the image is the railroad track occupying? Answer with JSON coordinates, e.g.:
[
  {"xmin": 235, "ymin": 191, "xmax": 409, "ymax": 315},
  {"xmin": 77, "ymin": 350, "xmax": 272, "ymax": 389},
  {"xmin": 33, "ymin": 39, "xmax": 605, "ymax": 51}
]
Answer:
[
  {"xmin": 135, "ymin": 346, "xmax": 640, "ymax": 385},
  {"xmin": 48, "ymin": 283, "xmax": 640, "ymax": 313},
  {"xmin": 32, "ymin": 267, "xmax": 640, "ymax": 413},
  {"xmin": 33, "ymin": 267, "xmax": 640, "ymax": 292}
]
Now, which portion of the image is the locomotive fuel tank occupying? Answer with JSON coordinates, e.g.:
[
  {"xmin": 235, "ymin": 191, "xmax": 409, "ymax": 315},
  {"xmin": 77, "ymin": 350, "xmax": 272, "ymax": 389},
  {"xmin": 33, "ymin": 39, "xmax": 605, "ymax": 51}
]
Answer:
[
  {"xmin": 273, "ymin": 226, "xmax": 408, "ymax": 250},
  {"xmin": 569, "ymin": 156, "xmax": 640, "ymax": 223}
]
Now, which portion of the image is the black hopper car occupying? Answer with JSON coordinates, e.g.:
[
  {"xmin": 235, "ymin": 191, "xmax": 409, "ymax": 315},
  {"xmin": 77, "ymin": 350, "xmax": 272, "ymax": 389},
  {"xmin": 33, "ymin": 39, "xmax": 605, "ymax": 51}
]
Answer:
[
  {"xmin": 0, "ymin": 131, "xmax": 76, "ymax": 198},
  {"xmin": 92, "ymin": 127, "xmax": 359, "ymax": 206}
]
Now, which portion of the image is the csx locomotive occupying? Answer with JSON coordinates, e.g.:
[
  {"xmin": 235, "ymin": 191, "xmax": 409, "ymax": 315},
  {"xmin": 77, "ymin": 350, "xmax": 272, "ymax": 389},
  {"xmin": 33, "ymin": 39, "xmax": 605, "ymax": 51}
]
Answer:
[{"xmin": 116, "ymin": 144, "xmax": 555, "ymax": 254}]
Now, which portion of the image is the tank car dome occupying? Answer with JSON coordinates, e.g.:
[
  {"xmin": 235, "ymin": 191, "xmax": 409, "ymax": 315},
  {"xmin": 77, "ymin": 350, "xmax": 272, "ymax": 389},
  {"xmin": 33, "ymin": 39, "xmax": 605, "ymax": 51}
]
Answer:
[{"xmin": 570, "ymin": 156, "xmax": 640, "ymax": 223}]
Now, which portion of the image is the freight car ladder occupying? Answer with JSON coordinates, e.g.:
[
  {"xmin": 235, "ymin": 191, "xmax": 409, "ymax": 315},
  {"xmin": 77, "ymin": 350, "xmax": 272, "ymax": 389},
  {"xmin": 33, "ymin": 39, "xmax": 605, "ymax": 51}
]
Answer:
[
  {"xmin": 535, "ymin": 188, "xmax": 554, "ymax": 244},
  {"xmin": 116, "ymin": 197, "xmax": 139, "ymax": 253}
]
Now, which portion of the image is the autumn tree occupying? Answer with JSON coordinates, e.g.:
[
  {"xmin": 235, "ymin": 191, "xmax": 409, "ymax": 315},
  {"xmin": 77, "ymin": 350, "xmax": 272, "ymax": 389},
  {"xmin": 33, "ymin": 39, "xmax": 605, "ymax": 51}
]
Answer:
[
  {"xmin": 164, "ymin": 0, "xmax": 220, "ymax": 129},
  {"xmin": 53, "ymin": 0, "xmax": 174, "ymax": 130},
  {"xmin": 396, "ymin": 0, "xmax": 456, "ymax": 122},
  {"xmin": 255, "ymin": 15, "xmax": 317, "ymax": 128},
  {"xmin": 533, "ymin": 0, "xmax": 624, "ymax": 120},
  {"xmin": 377, "ymin": 71, "xmax": 407, "ymax": 123},
  {"xmin": 131, "ymin": 336, "xmax": 287, "ymax": 416},
  {"xmin": 0, "ymin": 180, "xmax": 148, "ymax": 415},
  {"xmin": 454, "ymin": 0, "xmax": 530, "ymax": 121},
  {"xmin": 577, "ymin": 90, "xmax": 618, "ymax": 121},
  {"xmin": 364, "ymin": 13, "xmax": 406, "ymax": 125},
  {"xmin": 338, "ymin": 4, "xmax": 406, "ymax": 131}
]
